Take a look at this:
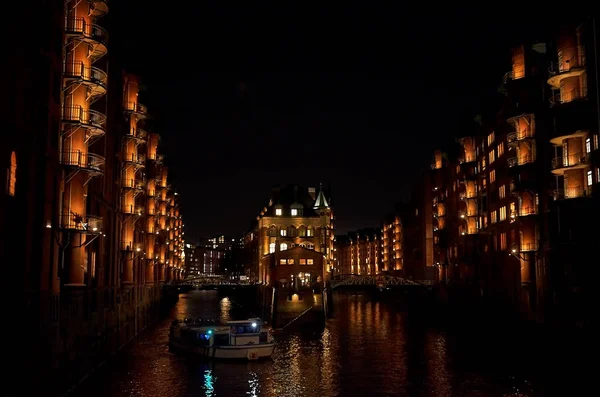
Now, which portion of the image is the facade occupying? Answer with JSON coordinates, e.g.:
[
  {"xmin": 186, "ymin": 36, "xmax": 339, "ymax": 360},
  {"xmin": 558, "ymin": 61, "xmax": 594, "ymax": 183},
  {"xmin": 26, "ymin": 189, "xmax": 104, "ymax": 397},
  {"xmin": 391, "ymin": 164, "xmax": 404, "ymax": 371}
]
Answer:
[
  {"xmin": 1, "ymin": 2, "xmax": 185, "ymax": 394},
  {"xmin": 418, "ymin": 18, "xmax": 600, "ymax": 323},
  {"xmin": 336, "ymin": 228, "xmax": 382, "ymax": 276},
  {"xmin": 260, "ymin": 246, "xmax": 325, "ymax": 289},
  {"xmin": 244, "ymin": 184, "xmax": 334, "ymax": 285}
]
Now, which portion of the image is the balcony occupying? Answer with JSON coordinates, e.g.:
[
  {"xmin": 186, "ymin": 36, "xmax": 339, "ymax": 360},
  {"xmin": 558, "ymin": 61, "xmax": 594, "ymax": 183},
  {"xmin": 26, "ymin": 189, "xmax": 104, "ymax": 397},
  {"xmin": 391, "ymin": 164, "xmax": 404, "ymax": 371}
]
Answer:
[
  {"xmin": 62, "ymin": 105, "xmax": 106, "ymax": 139},
  {"xmin": 122, "ymin": 204, "xmax": 145, "ymax": 215},
  {"xmin": 122, "ymin": 177, "xmax": 144, "ymax": 190},
  {"xmin": 553, "ymin": 186, "xmax": 592, "ymax": 200},
  {"xmin": 124, "ymin": 128, "xmax": 147, "ymax": 143},
  {"xmin": 507, "ymin": 128, "xmax": 534, "ymax": 145},
  {"xmin": 549, "ymin": 87, "xmax": 588, "ymax": 107},
  {"xmin": 458, "ymin": 155, "xmax": 477, "ymax": 164},
  {"xmin": 519, "ymin": 205, "xmax": 538, "ymax": 216},
  {"xmin": 121, "ymin": 241, "xmax": 143, "ymax": 252},
  {"xmin": 64, "ymin": 17, "xmax": 108, "ymax": 61},
  {"xmin": 123, "ymin": 102, "xmax": 148, "ymax": 118},
  {"xmin": 60, "ymin": 212, "xmax": 103, "ymax": 234},
  {"xmin": 63, "ymin": 61, "xmax": 108, "ymax": 100},
  {"xmin": 123, "ymin": 152, "xmax": 146, "ymax": 167},
  {"xmin": 60, "ymin": 150, "xmax": 105, "ymax": 175},
  {"xmin": 551, "ymin": 152, "xmax": 590, "ymax": 174},
  {"xmin": 547, "ymin": 52, "xmax": 586, "ymax": 88},
  {"xmin": 507, "ymin": 153, "xmax": 535, "ymax": 168},
  {"xmin": 519, "ymin": 242, "xmax": 537, "ymax": 252},
  {"xmin": 89, "ymin": 0, "xmax": 109, "ymax": 17}
]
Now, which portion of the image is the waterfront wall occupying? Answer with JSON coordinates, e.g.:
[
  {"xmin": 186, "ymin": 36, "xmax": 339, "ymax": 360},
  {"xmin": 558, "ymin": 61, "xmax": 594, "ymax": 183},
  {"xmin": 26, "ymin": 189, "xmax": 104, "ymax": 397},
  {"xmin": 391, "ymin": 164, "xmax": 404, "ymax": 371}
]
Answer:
[{"xmin": 45, "ymin": 286, "xmax": 179, "ymax": 397}]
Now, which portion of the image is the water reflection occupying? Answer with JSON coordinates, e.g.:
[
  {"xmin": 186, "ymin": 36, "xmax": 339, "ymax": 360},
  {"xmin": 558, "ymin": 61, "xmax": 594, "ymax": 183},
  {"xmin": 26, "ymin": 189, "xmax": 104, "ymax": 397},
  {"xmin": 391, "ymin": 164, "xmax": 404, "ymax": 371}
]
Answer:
[{"xmin": 72, "ymin": 289, "xmax": 586, "ymax": 397}]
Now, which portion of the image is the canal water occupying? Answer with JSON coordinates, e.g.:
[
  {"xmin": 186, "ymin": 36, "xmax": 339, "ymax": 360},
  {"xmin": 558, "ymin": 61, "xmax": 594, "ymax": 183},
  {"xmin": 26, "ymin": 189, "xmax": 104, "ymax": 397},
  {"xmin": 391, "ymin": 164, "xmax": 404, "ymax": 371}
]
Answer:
[{"xmin": 71, "ymin": 289, "xmax": 589, "ymax": 397}]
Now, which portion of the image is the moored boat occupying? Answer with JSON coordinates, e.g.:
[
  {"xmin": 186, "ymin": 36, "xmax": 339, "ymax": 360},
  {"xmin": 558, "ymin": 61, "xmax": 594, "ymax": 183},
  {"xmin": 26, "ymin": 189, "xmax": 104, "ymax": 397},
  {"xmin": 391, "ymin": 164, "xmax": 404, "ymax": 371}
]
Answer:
[{"xmin": 169, "ymin": 317, "xmax": 275, "ymax": 360}]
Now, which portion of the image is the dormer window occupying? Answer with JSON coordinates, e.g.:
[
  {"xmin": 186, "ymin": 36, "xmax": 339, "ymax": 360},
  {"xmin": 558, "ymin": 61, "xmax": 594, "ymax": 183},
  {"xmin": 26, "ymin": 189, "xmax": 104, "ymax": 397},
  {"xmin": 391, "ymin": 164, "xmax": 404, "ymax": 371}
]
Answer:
[
  {"xmin": 275, "ymin": 208, "xmax": 282, "ymax": 216},
  {"xmin": 291, "ymin": 209, "xmax": 298, "ymax": 216}
]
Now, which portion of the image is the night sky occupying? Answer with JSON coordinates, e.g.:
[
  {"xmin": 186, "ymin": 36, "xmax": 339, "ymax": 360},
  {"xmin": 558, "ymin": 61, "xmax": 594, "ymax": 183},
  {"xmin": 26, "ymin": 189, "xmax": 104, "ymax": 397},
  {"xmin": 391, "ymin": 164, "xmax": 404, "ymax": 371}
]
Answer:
[{"xmin": 107, "ymin": 4, "xmax": 573, "ymax": 240}]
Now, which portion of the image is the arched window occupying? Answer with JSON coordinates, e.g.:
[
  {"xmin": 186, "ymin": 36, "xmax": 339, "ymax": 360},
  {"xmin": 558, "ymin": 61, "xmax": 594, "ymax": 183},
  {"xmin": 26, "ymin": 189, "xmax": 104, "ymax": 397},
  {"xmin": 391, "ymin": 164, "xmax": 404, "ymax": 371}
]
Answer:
[
  {"xmin": 280, "ymin": 243, "xmax": 288, "ymax": 251},
  {"xmin": 269, "ymin": 243, "xmax": 276, "ymax": 254},
  {"xmin": 7, "ymin": 151, "xmax": 16, "ymax": 196}
]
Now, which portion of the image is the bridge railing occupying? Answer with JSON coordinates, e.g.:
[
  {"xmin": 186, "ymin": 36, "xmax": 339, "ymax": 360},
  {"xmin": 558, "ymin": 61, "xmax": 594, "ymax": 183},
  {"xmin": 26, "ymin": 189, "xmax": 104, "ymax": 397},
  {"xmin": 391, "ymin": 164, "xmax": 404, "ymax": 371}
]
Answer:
[{"xmin": 330, "ymin": 274, "xmax": 421, "ymax": 289}]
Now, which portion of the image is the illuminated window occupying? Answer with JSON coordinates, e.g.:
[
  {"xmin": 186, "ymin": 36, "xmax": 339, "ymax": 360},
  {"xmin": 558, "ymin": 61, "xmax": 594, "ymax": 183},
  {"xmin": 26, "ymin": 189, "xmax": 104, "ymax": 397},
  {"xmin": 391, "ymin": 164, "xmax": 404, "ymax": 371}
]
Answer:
[
  {"xmin": 299, "ymin": 259, "xmax": 306, "ymax": 265},
  {"xmin": 280, "ymin": 243, "xmax": 288, "ymax": 251},
  {"xmin": 597, "ymin": 167, "xmax": 600, "ymax": 183},
  {"xmin": 487, "ymin": 132, "xmax": 495, "ymax": 146},
  {"xmin": 490, "ymin": 170, "xmax": 496, "ymax": 183},
  {"xmin": 307, "ymin": 259, "xmax": 314, "ymax": 265},
  {"xmin": 7, "ymin": 151, "xmax": 16, "ymax": 196},
  {"xmin": 489, "ymin": 150, "xmax": 495, "ymax": 164},
  {"xmin": 586, "ymin": 137, "xmax": 591, "ymax": 154},
  {"xmin": 269, "ymin": 243, "xmax": 276, "ymax": 254},
  {"xmin": 306, "ymin": 228, "xmax": 313, "ymax": 237},
  {"xmin": 499, "ymin": 206, "xmax": 506, "ymax": 221},
  {"xmin": 288, "ymin": 259, "xmax": 295, "ymax": 265},
  {"xmin": 279, "ymin": 259, "xmax": 287, "ymax": 265},
  {"xmin": 275, "ymin": 208, "xmax": 282, "ymax": 216},
  {"xmin": 587, "ymin": 170, "xmax": 593, "ymax": 187},
  {"xmin": 280, "ymin": 229, "xmax": 286, "ymax": 237},
  {"xmin": 491, "ymin": 210, "xmax": 497, "ymax": 223},
  {"xmin": 498, "ymin": 143, "xmax": 504, "ymax": 157},
  {"xmin": 291, "ymin": 208, "xmax": 298, "ymax": 216},
  {"xmin": 499, "ymin": 185, "xmax": 506, "ymax": 199}
]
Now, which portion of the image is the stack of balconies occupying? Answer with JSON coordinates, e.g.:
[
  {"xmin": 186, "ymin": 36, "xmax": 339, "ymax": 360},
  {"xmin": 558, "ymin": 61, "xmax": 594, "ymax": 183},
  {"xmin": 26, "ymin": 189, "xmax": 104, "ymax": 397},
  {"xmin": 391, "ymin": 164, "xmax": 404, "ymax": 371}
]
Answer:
[{"xmin": 60, "ymin": 0, "xmax": 109, "ymax": 286}]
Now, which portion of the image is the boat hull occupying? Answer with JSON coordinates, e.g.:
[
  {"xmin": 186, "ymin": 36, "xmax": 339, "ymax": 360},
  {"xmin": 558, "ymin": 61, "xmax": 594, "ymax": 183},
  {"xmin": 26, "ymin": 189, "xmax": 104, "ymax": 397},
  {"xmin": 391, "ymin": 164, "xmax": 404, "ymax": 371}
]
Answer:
[{"xmin": 170, "ymin": 339, "xmax": 275, "ymax": 360}]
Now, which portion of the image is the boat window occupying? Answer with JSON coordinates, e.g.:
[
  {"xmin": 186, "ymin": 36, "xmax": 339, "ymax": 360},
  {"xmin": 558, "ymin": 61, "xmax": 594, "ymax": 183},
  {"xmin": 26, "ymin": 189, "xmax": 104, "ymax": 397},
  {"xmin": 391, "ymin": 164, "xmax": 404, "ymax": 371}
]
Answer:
[{"xmin": 231, "ymin": 324, "xmax": 259, "ymax": 334}]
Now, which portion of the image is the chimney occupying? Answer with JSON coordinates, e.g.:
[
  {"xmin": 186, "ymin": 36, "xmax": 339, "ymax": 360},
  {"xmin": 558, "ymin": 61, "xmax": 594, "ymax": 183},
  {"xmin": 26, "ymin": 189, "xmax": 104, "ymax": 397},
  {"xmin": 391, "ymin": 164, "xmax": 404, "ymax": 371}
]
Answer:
[{"xmin": 308, "ymin": 187, "xmax": 316, "ymax": 200}]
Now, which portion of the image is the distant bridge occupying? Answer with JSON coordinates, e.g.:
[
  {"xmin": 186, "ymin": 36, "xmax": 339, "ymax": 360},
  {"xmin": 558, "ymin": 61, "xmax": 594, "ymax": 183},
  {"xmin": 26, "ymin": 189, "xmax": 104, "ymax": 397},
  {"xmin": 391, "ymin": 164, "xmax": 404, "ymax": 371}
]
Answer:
[
  {"xmin": 330, "ymin": 274, "xmax": 423, "ymax": 289},
  {"xmin": 172, "ymin": 274, "xmax": 238, "ymax": 286}
]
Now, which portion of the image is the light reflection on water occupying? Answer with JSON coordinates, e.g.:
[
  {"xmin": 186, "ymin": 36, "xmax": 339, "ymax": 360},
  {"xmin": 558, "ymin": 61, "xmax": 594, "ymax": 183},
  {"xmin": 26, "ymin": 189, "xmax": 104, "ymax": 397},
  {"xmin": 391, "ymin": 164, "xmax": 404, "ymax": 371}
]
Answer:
[{"xmin": 72, "ymin": 289, "xmax": 586, "ymax": 397}]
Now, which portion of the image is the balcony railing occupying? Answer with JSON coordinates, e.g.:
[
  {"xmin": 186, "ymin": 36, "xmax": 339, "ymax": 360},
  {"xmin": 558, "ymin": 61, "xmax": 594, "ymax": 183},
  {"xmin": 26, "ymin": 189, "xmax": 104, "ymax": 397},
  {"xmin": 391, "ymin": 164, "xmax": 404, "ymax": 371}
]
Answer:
[
  {"xmin": 60, "ymin": 212, "xmax": 103, "ymax": 233},
  {"xmin": 519, "ymin": 206, "xmax": 538, "ymax": 216},
  {"xmin": 553, "ymin": 186, "xmax": 592, "ymax": 200},
  {"xmin": 550, "ymin": 87, "xmax": 588, "ymax": 106},
  {"xmin": 62, "ymin": 105, "xmax": 106, "ymax": 134},
  {"xmin": 123, "ymin": 102, "xmax": 148, "ymax": 115},
  {"xmin": 520, "ymin": 242, "xmax": 537, "ymax": 252},
  {"xmin": 458, "ymin": 155, "xmax": 477, "ymax": 164},
  {"xmin": 507, "ymin": 153, "xmax": 535, "ymax": 167},
  {"xmin": 60, "ymin": 150, "xmax": 105, "ymax": 173},
  {"xmin": 122, "ymin": 178, "xmax": 144, "ymax": 190},
  {"xmin": 507, "ymin": 128, "xmax": 534, "ymax": 143},
  {"xmin": 549, "ymin": 51, "xmax": 585, "ymax": 75},
  {"xmin": 63, "ymin": 61, "xmax": 108, "ymax": 90},
  {"xmin": 64, "ymin": 17, "xmax": 109, "ymax": 46},
  {"xmin": 123, "ymin": 152, "xmax": 145, "ymax": 165},
  {"xmin": 551, "ymin": 152, "xmax": 590, "ymax": 170}
]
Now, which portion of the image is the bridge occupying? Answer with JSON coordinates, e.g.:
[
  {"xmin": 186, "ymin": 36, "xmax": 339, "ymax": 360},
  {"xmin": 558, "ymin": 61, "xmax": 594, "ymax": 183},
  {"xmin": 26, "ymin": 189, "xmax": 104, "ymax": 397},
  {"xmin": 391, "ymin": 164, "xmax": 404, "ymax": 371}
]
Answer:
[
  {"xmin": 171, "ymin": 274, "xmax": 239, "ymax": 287},
  {"xmin": 330, "ymin": 274, "xmax": 424, "ymax": 289}
]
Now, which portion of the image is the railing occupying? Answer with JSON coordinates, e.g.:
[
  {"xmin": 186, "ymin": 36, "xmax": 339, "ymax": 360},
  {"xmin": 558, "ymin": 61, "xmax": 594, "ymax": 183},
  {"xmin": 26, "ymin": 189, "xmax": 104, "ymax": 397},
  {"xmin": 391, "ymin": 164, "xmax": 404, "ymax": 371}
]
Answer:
[
  {"xmin": 553, "ymin": 186, "xmax": 592, "ymax": 200},
  {"xmin": 63, "ymin": 61, "xmax": 108, "ymax": 90},
  {"xmin": 519, "ymin": 206, "xmax": 538, "ymax": 216},
  {"xmin": 60, "ymin": 150, "xmax": 105, "ymax": 172},
  {"xmin": 458, "ymin": 155, "xmax": 477, "ymax": 164},
  {"xmin": 467, "ymin": 210, "xmax": 478, "ymax": 217},
  {"xmin": 122, "ymin": 178, "xmax": 144, "ymax": 189},
  {"xmin": 520, "ymin": 242, "xmax": 537, "ymax": 252},
  {"xmin": 550, "ymin": 87, "xmax": 588, "ymax": 106},
  {"xmin": 60, "ymin": 212, "xmax": 102, "ymax": 233},
  {"xmin": 507, "ymin": 153, "xmax": 535, "ymax": 167},
  {"xmin": 121, "ymin": 204, "xmax": 144, "ymax": 215},
  {"xmin": 549, "ymin": 50, "xmax": 585, "ymax": 75},
  {"xmin": 507, "ymin": 128, "xmax": 534, "ymax": 143},
  {"xmin": 62, "ymin": 105, "xmax": 107, "ymax": 132},
  {"xmin": 552, "ymin": 152, "xmax": 590, "ymax": 170},
  {"xmin": 64, "ymin": 17, "xmax": 109, "ymax": 46},
  {"xmin": 123, "ymin": 152, "xmax": 145, "ymax": 164},
  {"xmin": 123, "ymin": 102, "xmax": 148, "ymax": 114},
  {"xmin": 127, "ymin": 128, "xmax": 147, "ymax": 140}
]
